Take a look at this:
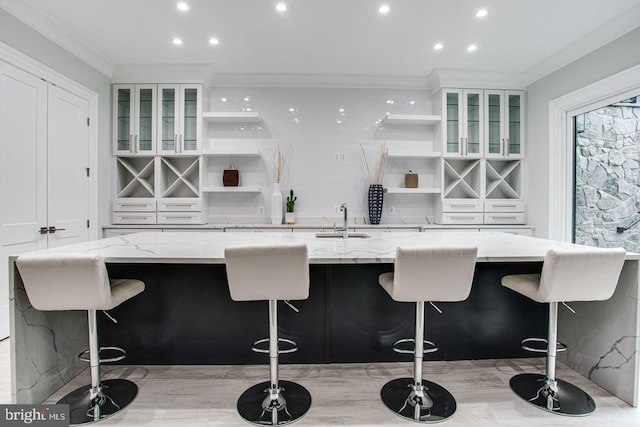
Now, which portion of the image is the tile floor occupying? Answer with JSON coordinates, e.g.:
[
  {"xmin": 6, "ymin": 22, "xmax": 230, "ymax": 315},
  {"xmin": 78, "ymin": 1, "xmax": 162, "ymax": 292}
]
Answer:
[{"xmin": 1, "ymin": 338, "xmax": 639, "ymax": 426}]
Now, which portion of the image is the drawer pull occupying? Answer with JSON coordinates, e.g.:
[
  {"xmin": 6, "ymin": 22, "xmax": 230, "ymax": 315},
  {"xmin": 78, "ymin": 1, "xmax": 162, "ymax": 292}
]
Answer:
[
  {"xmin": 492, "ymin": 204, "xmax": 517, "ymax": 208},
  {"xmin": 492, "ymin": 216, "xmax": 517, "ymax": 220},
  {"xmin": 165, "ymin": 204, "xmax": 194, "ymax": 209}
]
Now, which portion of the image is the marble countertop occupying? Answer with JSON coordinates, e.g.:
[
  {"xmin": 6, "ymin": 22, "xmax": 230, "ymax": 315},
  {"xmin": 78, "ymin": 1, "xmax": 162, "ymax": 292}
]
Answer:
[{"xmin": 12, "ymin": 231, "xmax": 637, "ymax": 264}]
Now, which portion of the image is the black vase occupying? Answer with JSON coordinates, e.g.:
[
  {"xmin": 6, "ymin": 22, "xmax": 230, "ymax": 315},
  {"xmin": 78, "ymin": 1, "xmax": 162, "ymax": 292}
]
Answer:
[{"xmin": 368, "ymin": 184, "xmax": 384, "ymax": 225}]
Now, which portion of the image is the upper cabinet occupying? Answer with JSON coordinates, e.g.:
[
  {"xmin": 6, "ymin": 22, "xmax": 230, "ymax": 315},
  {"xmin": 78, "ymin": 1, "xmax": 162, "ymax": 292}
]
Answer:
[
  {"xmin": 113, "ymin": 84, "xmax": 157, "ymax": 156},
  {"xmin": 157, "ymin": 84, "xmax": 202, "ymax": 155},
  {"xmin": 484, "ymin": 90, "xmax": 525, "ymax": 159},
  {"xmin": 442, "ymin": 89, "xmax": 483, "ymax": 158}
]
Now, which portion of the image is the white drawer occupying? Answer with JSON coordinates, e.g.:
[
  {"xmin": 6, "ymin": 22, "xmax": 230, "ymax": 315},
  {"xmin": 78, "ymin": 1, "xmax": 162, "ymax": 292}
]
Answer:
[
  {"xmin": 440, "ymin": 213, "xmax": 483, "ymax": 225},
  {"xmin": 442, "ymin": 199, "xmax": 483, "ymax": 212},
  {"xmin": 113, "ymin": 198, "xmax": 156, "ymax": 212},
  {"xmin": 112, "ymin": 212, "xmax": 157, "ymax": 224},
  {"xmin": 484, "ymin": 200, "xmax": 525, "ymax": 212},
  {"xmin": 483, "ymin": 213, "xmax": 525, "ymax": 224},
  {"xmin": 158, "ymin": 198, "xmax": 202, "ymax": 212},
  {"xmin": 157, "ymin": 211, "xmax": 205, "ymax": 225}
]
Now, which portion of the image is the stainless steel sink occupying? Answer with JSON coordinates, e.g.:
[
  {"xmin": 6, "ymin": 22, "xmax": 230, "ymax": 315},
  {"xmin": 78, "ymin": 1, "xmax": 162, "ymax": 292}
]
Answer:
[{"xmin": 315, "ymin": 232, "xmax": 371, "ymax": 239}]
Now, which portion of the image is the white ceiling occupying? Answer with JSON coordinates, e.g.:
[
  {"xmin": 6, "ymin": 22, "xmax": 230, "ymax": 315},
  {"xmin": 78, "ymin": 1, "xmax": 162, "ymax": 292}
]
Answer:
[{"xmin": 2, "ymin": 0, "xmax": 640, "ymax": 86}]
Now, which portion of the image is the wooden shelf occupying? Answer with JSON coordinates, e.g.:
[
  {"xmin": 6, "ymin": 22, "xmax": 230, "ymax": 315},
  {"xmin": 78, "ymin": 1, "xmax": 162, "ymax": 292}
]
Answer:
[
  {"xmin": 202, "ymin": 112, "xmax": 261, "ymax": 122},
  {"xmin": 201, "ymin": 186, "xmax": 262, "ymax": 193},
  {"xmin": 382, "ymin": 114, "xmax": 441, "ymax": 125}
]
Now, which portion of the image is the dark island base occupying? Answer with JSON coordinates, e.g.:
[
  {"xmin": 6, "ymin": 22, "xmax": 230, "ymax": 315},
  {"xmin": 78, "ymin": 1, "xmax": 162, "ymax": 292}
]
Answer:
[{"xmin": 102, "ymin": 262, "xmax": 546, "ymax": 365}]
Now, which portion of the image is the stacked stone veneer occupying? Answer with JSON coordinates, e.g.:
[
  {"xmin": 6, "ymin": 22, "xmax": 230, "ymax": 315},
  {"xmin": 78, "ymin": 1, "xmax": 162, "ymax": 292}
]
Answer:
[{"xmin": 575, "ymin": 105, "xmax": 640, "ymax": 251}]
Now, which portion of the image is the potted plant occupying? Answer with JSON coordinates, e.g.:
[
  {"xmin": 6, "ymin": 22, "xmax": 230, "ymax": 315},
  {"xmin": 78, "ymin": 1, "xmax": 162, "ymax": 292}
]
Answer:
[{"xmin": 285, "ymin": 189, "xmax": 297, "ymax": 224}]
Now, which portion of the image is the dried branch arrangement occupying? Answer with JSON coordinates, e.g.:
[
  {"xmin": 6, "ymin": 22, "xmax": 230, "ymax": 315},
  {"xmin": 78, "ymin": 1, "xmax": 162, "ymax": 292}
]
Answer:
[
  {"xmin": 360, "ymin": 143, "xmax": 388, "ymax": 185},
  {"xmin": 273, "ymin": 144, "xmax": 291, "ymax": 183}
]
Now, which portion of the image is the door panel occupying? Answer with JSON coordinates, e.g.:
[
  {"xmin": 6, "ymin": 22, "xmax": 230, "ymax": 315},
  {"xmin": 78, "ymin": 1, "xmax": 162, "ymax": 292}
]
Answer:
[
  {"xmin": 0, "ymin": 62, "xmax": 48, "ymax": 338},
  {"xmin": 47, "ymin": 85, "xmax": 90, "ymax": 247}
]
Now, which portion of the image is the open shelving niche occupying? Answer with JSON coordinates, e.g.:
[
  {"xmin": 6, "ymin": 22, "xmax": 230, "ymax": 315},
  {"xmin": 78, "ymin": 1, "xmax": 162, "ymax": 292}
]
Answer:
[
  {"xmin": 159, "ymin": 156, "xmax": 200, "ymax": 198},
  {"xmin": 485, "ymin": 159, "xmax": 521, "ymax": 199},
  {"xmin": 200, "ymin": 133, "xmax": 267, "ymax": 221},
  {"xmin": 442, "ymin": 159, "xmax": 482, "ymax": 199},
  {"xmin": 115, "ymin": 157, "xmax": 155, "ymax": 198}
]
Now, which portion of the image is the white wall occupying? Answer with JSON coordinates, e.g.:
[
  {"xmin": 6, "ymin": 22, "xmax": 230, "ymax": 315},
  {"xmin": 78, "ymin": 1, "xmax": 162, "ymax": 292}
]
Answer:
[
  {"xmin": 526, "ymin": 27, "xmax": 640, "ymax": 238},
  {"xmin": 205, "ymin": 87, "xmax": 436, "ymax": 223},
  {"xmin": 0, "ymin": 8, "xmax": 112, "ymax": 229}
]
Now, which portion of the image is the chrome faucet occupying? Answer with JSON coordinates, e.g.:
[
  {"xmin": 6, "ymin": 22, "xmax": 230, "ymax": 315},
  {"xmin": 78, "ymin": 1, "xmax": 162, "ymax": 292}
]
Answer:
[{"xmin": 339, "ymin": 203, "xmax": 348, "ymax": 239}]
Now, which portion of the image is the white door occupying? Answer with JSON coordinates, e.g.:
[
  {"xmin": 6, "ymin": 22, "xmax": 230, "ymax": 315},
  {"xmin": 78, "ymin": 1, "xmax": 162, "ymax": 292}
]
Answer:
[
  {"xmin": 0, "ymin": 66, "xmax": 91, "ymax": 339},
  {"xmin": 47, "ymin": 84, "xmax": 90, "ymax": 247},
  {"xmin": 0, "ymin": 62, "xmax": 48, "ymax": 338}
]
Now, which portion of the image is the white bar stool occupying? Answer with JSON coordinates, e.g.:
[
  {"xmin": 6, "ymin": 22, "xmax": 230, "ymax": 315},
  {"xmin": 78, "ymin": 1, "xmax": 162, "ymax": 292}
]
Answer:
[
  {"xmin": 224, "ymin": 242, "xmax": 311, "ymax": 426},
  {"xmin": 378, "ymin": 246, "xmax": 477, "ymax": 423},
  {"xmin": 16, "ymin": 253, "xmax": 145, "ymax": 425},
  {"xmin": 501, "ymin": 246, "xmax": 625, "ymax": 416}
]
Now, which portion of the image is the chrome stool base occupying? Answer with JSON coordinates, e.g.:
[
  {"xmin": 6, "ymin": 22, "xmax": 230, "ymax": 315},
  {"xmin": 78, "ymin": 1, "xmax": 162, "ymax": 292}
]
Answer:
[
  {"xmin": 510, "ymin": 373, "xmax": 595, "ymax": 416},
  {"xmin": 237, "ymin": 380, "xmax": 311, "ymax": 426},
  {"xmin": 381, "ymin": 378, "xmax": 456, "ymax": 423},
  {"xmin": 57, "ymin": 379, "xmax": 138, "ymax": 425}
]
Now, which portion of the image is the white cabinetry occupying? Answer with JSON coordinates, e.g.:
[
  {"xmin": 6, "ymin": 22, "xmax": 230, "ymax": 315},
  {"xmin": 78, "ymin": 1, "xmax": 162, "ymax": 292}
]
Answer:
[
  {"xmin": 113, "ymin": 84, "xmax": 204, "ymax": 224},
  {"xmin": 113, "ymin": 84, "xmax": 156, "ymax": 155},
  {"xmin": 157, "ymin": 84, "xmax": 202, "ymax": 155},
  {"xmin": 484, "ymin": 90, "xmax": 524, "ymax": 158},
  {"xmin": 440, "ymin": 89, "xmax": 483, "ymax": 158}
]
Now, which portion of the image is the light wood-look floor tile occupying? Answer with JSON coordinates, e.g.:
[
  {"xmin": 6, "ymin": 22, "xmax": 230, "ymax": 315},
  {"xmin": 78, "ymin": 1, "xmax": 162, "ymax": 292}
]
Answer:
[{"xmin": 1, "ymin": 338, "xmax": 638, "ymax": 426}]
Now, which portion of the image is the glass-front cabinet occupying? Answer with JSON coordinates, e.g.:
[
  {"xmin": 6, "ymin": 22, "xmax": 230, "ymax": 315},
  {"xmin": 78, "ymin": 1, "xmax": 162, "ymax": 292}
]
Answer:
[
  {"xmin": 442, "ymin": 89, "xmax": 483, "ymax": 158},
  {"xmin": 484, "ymin": 90, "xmax": 524, "ymax": 158},
  {"xmin": 157, "ymin": 84, "xmax": 201, "ymax": 155},
  {"xmin": 112, "ymin": 84, "xmax": 157, "ymax": 155}
]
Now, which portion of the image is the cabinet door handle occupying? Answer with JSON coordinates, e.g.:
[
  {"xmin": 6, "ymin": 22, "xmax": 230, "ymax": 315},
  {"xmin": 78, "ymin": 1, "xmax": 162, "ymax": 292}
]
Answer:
[
  {"xmin": 39, "ymin": 227, "xmax": 48, "ymax": 235},
  {"xmin": 174, "ymin": 134, "xmax": 178, "ymax": 153},
  {"xmin": 48, "ymin": 226, "xmax": 66, "ymax": 234},
  {"xmin": 129, "ymin": 134, "xmax": 134, "ymax": 153},
  {"xmin": 179, "ymin": 135, "xmax": 183, "ymax": 154},
  {"xmin": 506, "ymin": 138, "xmax": 510, "ymax": 156},
  {"xmin": 134, "ymin": 135, "xmax": 138, "ymax": 154}
]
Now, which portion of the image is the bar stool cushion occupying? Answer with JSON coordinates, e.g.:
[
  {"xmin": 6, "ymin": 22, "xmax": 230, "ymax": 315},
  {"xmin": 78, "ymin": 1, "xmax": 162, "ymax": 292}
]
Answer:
[
  {"xmin": 16, "ymin": 253, "xmax": 144, "ymax": 311},
  {"xmin": 225, "ymin": 242, "xmax": 309, "ymax": 301},
  {"xmin": 379, "ymin": 246, "xmax": 477, "ymax": 302},
  {"xmin": 502, "ymin": 247, "xmax": 626, "ymax": 303}
]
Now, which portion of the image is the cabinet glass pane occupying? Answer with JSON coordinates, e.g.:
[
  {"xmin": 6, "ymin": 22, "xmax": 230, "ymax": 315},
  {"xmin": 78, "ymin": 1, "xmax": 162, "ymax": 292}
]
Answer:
[
  {"xmin": 446, "ymin": 92, "xmax": 460, "ymax": 153},
  {"xmin": 508, "ymin": 95, "xmax": 521, "ymax": 154},
  {"xmin": 466, "ymin": 93, "xmax": 480, "ymax": 154},
  {"xmin": 117, "ymin": 88, "xmax": 131, "ymax": 151},
  {"xmin": 487, "ymin": 94, "xmax": 501, "ymax": 154},
  {"xmin": 182, "ymin": 88, "xmax": 198, "ymax": 151},
  {"xmin": 161, "ymin": 88, "xmax": 176, "ymax": 151},
  {"xmin": 138, "ymin": 88, "xmax": 153, "ymax": 151}
]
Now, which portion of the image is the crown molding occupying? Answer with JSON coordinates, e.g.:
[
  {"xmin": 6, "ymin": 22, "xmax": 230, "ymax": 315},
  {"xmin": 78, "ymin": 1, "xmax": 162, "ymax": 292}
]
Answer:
[
  {"xmin": 0, "ymin": 0, "xmax": 114, "ymax": 77},
  {"xmin": 426, "ymin": 68, "xmax": 528, "ymax": 91},
  {"xmin": 111, "ymin": 64, "xmax": 216, "ymax": 85},
  {"xmin": 210, "ymin": 72, "xmax": 430, "ymax": 90}
]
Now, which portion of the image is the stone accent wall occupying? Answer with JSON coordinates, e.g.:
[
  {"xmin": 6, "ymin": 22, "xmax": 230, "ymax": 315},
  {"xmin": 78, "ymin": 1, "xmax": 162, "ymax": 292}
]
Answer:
[{"xmin": 575, "ymin": 105, "xmax": 640, "ymax": 251}]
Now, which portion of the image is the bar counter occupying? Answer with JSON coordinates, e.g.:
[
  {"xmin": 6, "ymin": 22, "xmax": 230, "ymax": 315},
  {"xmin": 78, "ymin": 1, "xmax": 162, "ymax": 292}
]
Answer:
[{"xmin": 9, "ymin": 231, "xmax": 640, "ymax": 406}]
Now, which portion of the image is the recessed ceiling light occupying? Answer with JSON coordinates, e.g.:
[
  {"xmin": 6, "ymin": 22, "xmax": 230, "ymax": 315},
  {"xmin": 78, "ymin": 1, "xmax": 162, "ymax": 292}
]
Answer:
[
  {"xmin": 476, "ymin": 9, "xmax": 488, "ymax": 18},
  {"xmin": 467, "ymin": 44, "xmax": 478, "ymax": 52},
  {"xmin": 244, "ymin": 97, "xmax": 250, "ymax": 101},
  {"xmin": 209, "ymin": 38, "xmax": 220, "ymax": 45},
  {"xmin": 220, "ymin": 97, "xmax": 227, "ymax": 102},
  {"xmin": 433, "ymin": 43, "xmax": 444, "ymax": 51},
  {"xmin": 386, "ymin": 99, "xmax": 394, "ymax": 104},
  {"xmin": 172, "ymin": 38, "xmax": 183, "ymax": 46},
  {"xmin": 409, "ymin": 100, "xmax": 415, "ymax": 105},
  {"xmin": 379, "ymin": 4, "xmax": 390, "ymax": 14},
  {"xmin": 176, "ymin": 2, "xmax": 189, "ymax": 12},
  {"xmin": 276, "ymin": 2, "xmax": 287, "ymax": 12}
]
